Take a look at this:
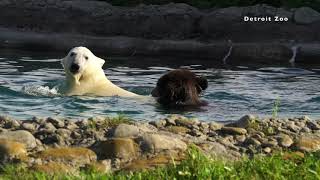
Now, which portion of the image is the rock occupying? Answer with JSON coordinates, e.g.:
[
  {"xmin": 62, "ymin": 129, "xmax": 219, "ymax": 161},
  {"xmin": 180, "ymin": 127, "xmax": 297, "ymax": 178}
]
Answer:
[
  {"xmin": 229, "ymin": 114, "xmax": 257, "ymax": 128},
  {"xmin": 37, "ymin": 147, "xmax": 97, "ymax": 167},
  {"xmin": 0, "ymin": 139, "xmax": 27, "ymax": 163},
  {"xmin": 43, "ymin": 122, "xmax": 57, "ymax": 133},
  {"xmin": 123, "ymin": 153, "xmax": 185, "ymax": 171},
  {"xmin": 175, "ymin": 117, "xmax": 199, "ymax": 128},
  {"xmin": 113, "ymin": 124, "xmax": 140, "ymax": 138},
  {"xmin": 32, "ymin": 162, "xmax": 75, "ymax": 174},
  {"xmin": 220, "ymin": 127, "xmax": 247, "ymax": 135},
  {"xmin": 0, "ymin": 116, "xmax": 20, "ymax": 129},
  {"xmin": 209, "ymin": 122, "xmax": 223, "ymax": 131},
  {"xmin": 65, "ymin": 121, "xmax": 78, "ymax": 130},
  {"xmin": 189, "ymin": 129, "xmax": 203, "ymax": 137},
  {"xmin": 295, "ymin": 135, "xmax": 320, "ymax": 152},
  {"xmin": 47, "ymin": 117, "xmax": 65, "ymax": 128},
  {"xmin": 263, "ymin": 147, "xmax": 272, "ymax": 153},
  {"xmin": 287, "ymin": 122, "xmax": 301, "ymax": 133},
  {"xmin": 165, "ymin": 116, "xmax": 176, "ymax": 126},
  {"xmin": 277, "ymin": 134, "xmax": 294, "ymax": 148},
  {"xmin": 294, "ymin": 7, "xmax": 320, "ymax": 24},
  {"xmin": 301, "ymin": 127, "xmax": 311, "ymax": 133},
  {"xmin": 306, "ymin": 121, "xmax": 320, "ymax": 130},
  {"xmin": 246, "ymin": 138, "xmax": 261, "ymax": 146},
  {"xmin": 21, "ymin": 123, "xmax": 37, "ymax": 132},
  {"xmin": 0, "ymin": 130, "xmax": 37, "ymax": 150},
  {"xmin": 56, "ymin": 128, "xmax": 72, "ymax": 139},
  {"xmin": 198, "ymin": 142, "xmax": 239, "ymax": 160},
  {"xmin": 84, "ymin": 160, "xmax": 112, "ymax": 173},
  {"xmin": 149, "ymin": 119, "xmax": 166, "ymax": 128},
  {"xmin": 93, "ymin": 138, "xmax": 139, "ymax": 160},
  {"xmin": 141, "ymin": 134, "xmax": 187, "ymax": 154},
  {"xmin": 167, "ymin": 126, "xmax": 190, "ymax": 135},
  {"xmin": 301, "ymin": 115, "xmax": 312, "ymax": 121},
  {"xmin": 235, "ymin": 135, "xmax": 246, "ymax": 143},
  {"xmin": 262, "ymin": 139, "xmax": 278, "ymax": 148}
]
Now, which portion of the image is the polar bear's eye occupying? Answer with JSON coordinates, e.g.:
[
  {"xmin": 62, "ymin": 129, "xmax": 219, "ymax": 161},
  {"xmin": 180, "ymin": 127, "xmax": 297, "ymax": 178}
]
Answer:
[
  {"xmin": 70, "ymin": 52, "xmax": 76, "ymax": 57},
  {"xmin": 84, "ymin": 56, "xmax": 89, "ymax": 60}
]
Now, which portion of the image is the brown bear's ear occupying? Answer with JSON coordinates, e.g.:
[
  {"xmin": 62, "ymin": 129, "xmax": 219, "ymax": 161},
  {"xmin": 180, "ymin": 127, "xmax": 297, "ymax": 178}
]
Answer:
[{"xmin": 196, "ymin": 76, "xmax": 208, "ymax": 91}]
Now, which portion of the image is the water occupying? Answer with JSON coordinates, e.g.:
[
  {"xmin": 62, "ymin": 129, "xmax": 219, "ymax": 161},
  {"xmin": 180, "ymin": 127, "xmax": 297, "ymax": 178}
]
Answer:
[{"xmin": 0, "ymin": 49, "xmax": 320, "ymax": 122}]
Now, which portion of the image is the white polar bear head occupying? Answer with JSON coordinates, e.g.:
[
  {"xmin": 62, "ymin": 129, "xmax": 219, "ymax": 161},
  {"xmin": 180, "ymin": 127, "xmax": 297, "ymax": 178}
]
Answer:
[{"xmin": 61, "ymin": 47, "xmax": 105, "ymax": 85}]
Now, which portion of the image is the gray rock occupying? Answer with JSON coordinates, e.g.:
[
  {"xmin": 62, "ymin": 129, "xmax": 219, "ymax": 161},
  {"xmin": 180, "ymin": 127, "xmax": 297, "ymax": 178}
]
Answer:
[
  {"xmin": 149, "ymin": 120, "xmax": 166, "ymax": 128},
  {"xmin": 262, "ymin": 139, "xmax": 278, "ymax": 148},
  {"xmin": 65, "ymin": 121, "xmax": 78, "ymax": 130},
  {"xmin": 235, "ymin": 135, "xmax": 246, "ymax": 143},
  {"xmin": 301, "ymin": 127, "xmax": 311, "ymax": 133},
  {"xmin": 294, "ymin": 7, "xmax": 320, "ymax": 24},
  {"xmin": 56, "ymin": 128, "xmax": 72, "ymax": 139},
  {"xmin": 92, "ymin": 138, "xmax": 138, "ymax": 160},
  {"xmin": 306, "ymin": 121, "xmax": 320, "ymax": 130},
  {"xmin": 229, "ymin": 114, "xmax": 257, "ymax": 128},
  {"xmin": 246, "ymin": 138, "xmax": 261, "ymax": 146},
  {"xmin": 47, "ymin": 117, "xmax": 65, "ymax": 128},
  {"xmin": 220, "ymin": 127, "xmax": 247, "ymax": 135},
  {"xmin": 209, "ymin": 122, "xmax": 223, "ymax": 131},
  {"xmin": 113, "ymin": 124, "xmax": 140, "ymax": 138},
  {"xmin": 0, "ymin": 130, "xmax": 37, "ymax": 149},
  {"xmin": 43, "ymin": 122, "xmax": 56, "ymax": 133},
  {"xmin": 141, "ymin": 134, "xmax": 187, "ymax": 153},
  {"xmin": 0, "ymin": 116, "xmax": 20, "ymax": 129},
  {"xmin": 175, "ymin": 117, "xmax": 199, "ymax": 128},
  {"xmin": 21, "ymin": 123, "xmax": 37, "ymax": 132}
]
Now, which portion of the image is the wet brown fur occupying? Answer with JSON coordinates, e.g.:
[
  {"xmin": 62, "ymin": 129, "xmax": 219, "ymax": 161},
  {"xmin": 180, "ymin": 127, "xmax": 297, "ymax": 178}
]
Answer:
[{"xmin": 152, "ymin": 69, "xmax": 208, "ymax": 107}]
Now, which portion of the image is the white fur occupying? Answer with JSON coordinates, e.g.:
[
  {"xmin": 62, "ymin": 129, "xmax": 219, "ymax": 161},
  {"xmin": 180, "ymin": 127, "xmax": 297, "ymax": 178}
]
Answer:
[{"xmin": 61, "ymin": 47, "xmax": 139, "ymax": 97}]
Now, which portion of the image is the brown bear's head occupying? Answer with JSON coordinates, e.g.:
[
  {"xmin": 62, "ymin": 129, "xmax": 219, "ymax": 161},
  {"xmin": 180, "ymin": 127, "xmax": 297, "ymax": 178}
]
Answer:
[{"xmin": 151, "ymin": 69, "xmax": 208, "ymax": 107}]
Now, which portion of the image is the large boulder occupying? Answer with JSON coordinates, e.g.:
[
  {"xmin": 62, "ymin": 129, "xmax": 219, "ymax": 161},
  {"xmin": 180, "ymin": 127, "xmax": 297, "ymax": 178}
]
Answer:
[
  {"xmin": 0, "ymin": 139, "xmax": 27, "ymax": 163},
  {"xmin": 92, "ymin": 138, "xmax": 139, "ymax": 160},
  {"xmin": 294, "ymin": 135, "xmax": 320, "ymax": 152},
  {"xmin": 140, "ymin": 134, "xmax": 187, "ymax": 154},
  {"xmin": 113, "ymin": 124, "xmax": 140, "ymax": 138},
  {"xmin": 294, "ymin": 7, "xmax": 320, "ymax": 24},
  {"xmin": 0, "ymin": 130, "xmax": 37, "ymax": 150},
  {"xmin": 36, "ymin": 147, "xmax": 97, "ymax": 167}
]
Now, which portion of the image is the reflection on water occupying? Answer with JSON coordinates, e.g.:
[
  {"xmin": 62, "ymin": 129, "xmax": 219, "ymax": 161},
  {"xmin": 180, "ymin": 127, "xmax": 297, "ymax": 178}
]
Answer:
[{"xmin": 0, "ymin": 49, "xmax": 320, "ymax": 121}]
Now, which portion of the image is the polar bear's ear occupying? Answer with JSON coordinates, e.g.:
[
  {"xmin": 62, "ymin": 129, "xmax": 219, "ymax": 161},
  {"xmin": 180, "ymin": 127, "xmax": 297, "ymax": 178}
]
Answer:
[{"xmin": 96, "ymin": 57, "xmax": 105, "ymax": 68}]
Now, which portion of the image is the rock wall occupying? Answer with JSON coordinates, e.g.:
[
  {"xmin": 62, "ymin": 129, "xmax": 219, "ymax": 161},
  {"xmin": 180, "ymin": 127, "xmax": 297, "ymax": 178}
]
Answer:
[{"xmin": 0, "ymin": 1, "xmax": 320, "ymax": 42}]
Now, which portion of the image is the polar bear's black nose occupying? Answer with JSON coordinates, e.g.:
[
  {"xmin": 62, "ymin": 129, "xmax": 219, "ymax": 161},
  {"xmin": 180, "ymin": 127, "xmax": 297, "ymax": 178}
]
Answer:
[{"xmin": 70, "ymin": 63, "xmax": 80, "ymax": 73}]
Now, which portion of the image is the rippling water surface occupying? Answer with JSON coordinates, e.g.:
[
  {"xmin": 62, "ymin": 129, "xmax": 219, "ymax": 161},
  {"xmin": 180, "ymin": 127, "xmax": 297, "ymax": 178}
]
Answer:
[{"xmin": 0, "ymin": 49, "xmax": 320, "ymax": 121}]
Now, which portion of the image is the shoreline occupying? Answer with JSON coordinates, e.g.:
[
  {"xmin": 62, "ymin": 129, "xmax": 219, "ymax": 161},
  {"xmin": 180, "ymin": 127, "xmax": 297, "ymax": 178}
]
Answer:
[
  {"xmin": 1, "ymin": 28, "xmax": 320, "ymax": 65},
  {"xmin": 0, "ymin": 114, "xmax": 319, "ymax": 173}
]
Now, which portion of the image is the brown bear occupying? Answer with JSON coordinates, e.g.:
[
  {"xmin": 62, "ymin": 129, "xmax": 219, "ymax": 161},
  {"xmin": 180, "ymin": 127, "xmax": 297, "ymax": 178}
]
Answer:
[{"xmin": 151, "ymin": 69, "xmax": 208, "ymax": 107}]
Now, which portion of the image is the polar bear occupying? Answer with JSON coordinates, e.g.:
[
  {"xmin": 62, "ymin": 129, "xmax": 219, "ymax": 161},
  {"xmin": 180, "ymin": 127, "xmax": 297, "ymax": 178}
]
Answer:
[{"xmin": 60, "ymin": 47, "xmax": 140, "ymax": 97}]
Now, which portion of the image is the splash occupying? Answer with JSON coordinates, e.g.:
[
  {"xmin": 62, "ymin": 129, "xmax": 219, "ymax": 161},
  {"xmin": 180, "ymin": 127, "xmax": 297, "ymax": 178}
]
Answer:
[
  {"xmin": 222, "ymin": 40, "xmax": 233, "ymax": 65},
  {"xmin": 22, "ymin": 85, "xmax": 60, "ymax": 97}
]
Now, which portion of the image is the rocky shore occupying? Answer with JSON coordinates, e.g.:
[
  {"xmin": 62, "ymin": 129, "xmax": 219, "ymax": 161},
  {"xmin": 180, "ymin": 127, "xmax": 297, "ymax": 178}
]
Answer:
[
  {"xmin": 0, "ymin": 1, "xmax": 320, "ymax": 63},
  {"xmin": 0, "ymin": 114, "xmax": 319, "ymax": 174}
]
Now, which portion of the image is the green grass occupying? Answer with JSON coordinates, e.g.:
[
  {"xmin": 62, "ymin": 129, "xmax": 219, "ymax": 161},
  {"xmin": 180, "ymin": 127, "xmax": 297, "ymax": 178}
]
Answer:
[
  {"xmin": 1, "ymin": 146, "xmax": 320, "ymax": 179},
  {"xmin": 87, "ymin": 114, "xmax": 133, "ymax": 130},
  {"xmin": 102, "ymin": 0, "xmax": 320, "ymax": 11}
]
